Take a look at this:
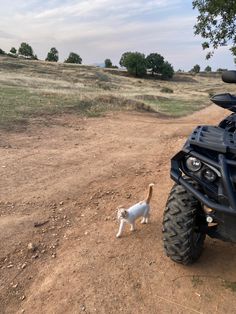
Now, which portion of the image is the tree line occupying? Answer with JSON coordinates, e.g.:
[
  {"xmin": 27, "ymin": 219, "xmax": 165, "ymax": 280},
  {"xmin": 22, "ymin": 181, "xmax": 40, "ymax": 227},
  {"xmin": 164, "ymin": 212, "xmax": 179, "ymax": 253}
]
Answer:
[
  {"xmin": 0, "ymin": 43, "xmax": 175, "ymax": 79},
  {"xmin": 0, "ymin": 42, "xmax": 82, "ymax": 64},
  {"xmin": 187, "ymin": 64, "xmax": 227, "ymax": 74},
  {"xmin": 0, "ymin": 42, "xmax": 226, "ymax": 77}
]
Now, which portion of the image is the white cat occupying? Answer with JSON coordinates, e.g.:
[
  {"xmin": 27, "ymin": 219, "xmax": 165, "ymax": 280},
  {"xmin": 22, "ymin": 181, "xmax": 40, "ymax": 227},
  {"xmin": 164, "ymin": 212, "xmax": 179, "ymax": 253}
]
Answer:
[{"xmin": 116, "ymin": 183, "xmax": 154, "ymax": 238}]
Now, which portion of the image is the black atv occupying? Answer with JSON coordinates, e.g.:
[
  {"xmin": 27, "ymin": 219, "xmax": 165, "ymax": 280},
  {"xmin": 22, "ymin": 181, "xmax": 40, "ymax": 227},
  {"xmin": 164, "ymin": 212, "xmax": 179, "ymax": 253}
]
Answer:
[{"xmin": 163, "ymin": 71, "xmax": 236, "ymax": 265}]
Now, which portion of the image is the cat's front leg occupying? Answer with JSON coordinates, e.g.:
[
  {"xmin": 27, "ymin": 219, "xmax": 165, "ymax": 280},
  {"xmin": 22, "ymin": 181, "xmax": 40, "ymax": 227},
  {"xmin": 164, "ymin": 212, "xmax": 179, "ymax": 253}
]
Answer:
[{"xmin": 116, "ymin": 220, "xmax": 125, "ymax": 238}]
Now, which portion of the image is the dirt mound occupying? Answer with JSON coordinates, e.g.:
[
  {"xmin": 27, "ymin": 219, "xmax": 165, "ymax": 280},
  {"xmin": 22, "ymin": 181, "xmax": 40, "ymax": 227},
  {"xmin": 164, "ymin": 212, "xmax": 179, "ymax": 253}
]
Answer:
[
  {"xmin": 94, "ymin": 95, "xmax": 156, "ymax": 112},
  {"xmin": 173, "ymin": 74, "xmax": 198, "ymax": 83},
  {"xmin": 135, "ymin": 94, "xmax": 168, "ymax": 101}
]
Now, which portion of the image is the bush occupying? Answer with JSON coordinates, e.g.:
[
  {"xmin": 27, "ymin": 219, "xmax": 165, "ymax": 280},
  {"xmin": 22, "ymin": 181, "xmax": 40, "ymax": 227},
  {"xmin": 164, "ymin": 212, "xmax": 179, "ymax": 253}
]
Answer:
[
  {"xmin": 32, "ymin": 54, "xmax": 38, "ymax": 60},
  {"xmin": 96, "ymin": 72, "xmax": 110, "ymax": 82},
  {"xmin": 7, "ymin": 53, "xmax": 18, "ymax": 58},
  {"xmin": 161, "ymin": 87, "xmax": 174, "ymax": 93}
]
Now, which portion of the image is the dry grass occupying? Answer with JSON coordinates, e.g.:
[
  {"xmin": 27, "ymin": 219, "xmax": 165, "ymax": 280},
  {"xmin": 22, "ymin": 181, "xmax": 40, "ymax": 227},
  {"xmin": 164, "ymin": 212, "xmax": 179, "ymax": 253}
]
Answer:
[{"xmin": 0, "ymin": 56, "xmax": 234, "ymax": 130}]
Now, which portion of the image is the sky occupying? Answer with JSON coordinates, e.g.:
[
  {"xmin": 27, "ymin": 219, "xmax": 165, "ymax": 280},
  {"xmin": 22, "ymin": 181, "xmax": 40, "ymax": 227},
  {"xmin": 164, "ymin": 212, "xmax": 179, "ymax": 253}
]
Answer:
[{"xmin": 0, "ymin": 0, "xmax": 235, "ymax": 70}]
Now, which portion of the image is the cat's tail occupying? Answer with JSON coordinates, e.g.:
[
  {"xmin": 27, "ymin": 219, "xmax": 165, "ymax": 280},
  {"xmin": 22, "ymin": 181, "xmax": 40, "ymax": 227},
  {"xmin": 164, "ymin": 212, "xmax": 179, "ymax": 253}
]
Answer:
[{"xmin": 145, "ymin": 183, "xmax": 154, "ymax": 204}]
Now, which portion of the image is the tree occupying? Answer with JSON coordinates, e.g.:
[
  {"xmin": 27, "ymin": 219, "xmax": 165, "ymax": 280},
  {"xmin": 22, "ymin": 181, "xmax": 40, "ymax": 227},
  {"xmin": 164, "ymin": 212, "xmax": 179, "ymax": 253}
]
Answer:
[
  {"xmin": 119, "ymin": 52, "xmax": 132, "ymax": 67},
  {"xmin": 193, "ymin": 1, "xmax": 236, "ymax": 59},
  {"xmin": 146, "ymin": 53, "xmax": 164, "ymax": 75},
  {"xmin": 121, "ymin": 52, "xmax": 146, "ymax": 77},
  {"xmin": 104, "ymin": 59, "xmax": 112, "ymax": 68},
  {"xmin": 191, "ymin": 64, "xmax": 201, "ymax": 73},
  {"xmin": 0, "ymin": 48, "xmax": 5, "ymax": 55},
  {"xmin": 45, "ymin": 47, "xmax": 58, "ymax": 62},
  {"xmin": 205, "ymin": 65, "xmax": 212, "ymax": 72},
  {"xmin": 160, "ymin": 61, "xmax": 174, "ymax": 79},
  {"xmin": 64, "ymin": 52, "xmax": 82, "ymax": 64},
  {"xmin": 10, "ymin": 47, "xmax": 17, "ymax": 54},
  {"xmin": 18, "ymin": 42, "xmax": 34, "ymax": 57},
  {"xmin": 146, "ymin": 52, "xmax": 174, "ymax": 78},
  {"xmin": 119, "ymin": 51, "xmax": 173, "ymax": 79}
]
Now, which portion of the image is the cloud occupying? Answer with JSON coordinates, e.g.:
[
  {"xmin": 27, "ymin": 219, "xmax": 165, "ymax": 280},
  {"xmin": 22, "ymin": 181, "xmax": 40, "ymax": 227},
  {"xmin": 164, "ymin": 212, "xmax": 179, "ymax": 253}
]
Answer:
[
  {"xmin": 0, "ymin": 30, "xmax": 15, "ymax": 39},
  {"xmin": 34, "ymin": 0, "xmax": 181, "ymax": 19},
  {"xmin": 0, "ymin": 1, "xmax": 186, "ymax": 47}
]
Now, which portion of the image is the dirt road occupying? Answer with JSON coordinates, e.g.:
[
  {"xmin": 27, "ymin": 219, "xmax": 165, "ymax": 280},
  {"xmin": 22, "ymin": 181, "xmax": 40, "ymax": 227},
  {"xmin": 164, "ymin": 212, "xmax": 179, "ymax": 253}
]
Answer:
[{"xmin": 0, "ymin": 106, "xmax": 236, "ymax": 314}]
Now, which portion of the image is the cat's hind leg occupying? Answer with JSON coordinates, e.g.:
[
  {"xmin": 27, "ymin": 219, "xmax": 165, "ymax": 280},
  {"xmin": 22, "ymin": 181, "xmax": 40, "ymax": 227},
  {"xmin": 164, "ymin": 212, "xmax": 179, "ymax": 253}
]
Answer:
[
  {"xmin": 142, "ymin": 209, "xmax": 150, "ymax": 224},
  {"xmin": 130, "ymin": 222, "xmax": 135, "ymax": 231},
  {"xmin": 141, "ymin": 217, "xmax": 146, "ymax": 224},
  {"xmin": 145, "ymin": 213, "xmax": 150, "ymax": 223}
]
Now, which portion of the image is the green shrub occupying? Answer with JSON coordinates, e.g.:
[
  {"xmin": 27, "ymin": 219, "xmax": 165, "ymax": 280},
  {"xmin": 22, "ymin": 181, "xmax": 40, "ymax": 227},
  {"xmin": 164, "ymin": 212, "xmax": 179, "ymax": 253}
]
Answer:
[
  {"xmin": 161, "ymin": 87, "xmax": 174, "ymax": 93},
  {"xmin": 96, "ymin": 72, "xmax": 110, "ymax": 82}
]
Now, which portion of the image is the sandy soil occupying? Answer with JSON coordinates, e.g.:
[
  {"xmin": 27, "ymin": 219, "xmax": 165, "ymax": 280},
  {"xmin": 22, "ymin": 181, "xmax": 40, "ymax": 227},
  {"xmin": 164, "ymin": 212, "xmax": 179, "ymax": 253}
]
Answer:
[{"xmin": 0, "ymin": 106, "xmax": 236, "ymax": 314}]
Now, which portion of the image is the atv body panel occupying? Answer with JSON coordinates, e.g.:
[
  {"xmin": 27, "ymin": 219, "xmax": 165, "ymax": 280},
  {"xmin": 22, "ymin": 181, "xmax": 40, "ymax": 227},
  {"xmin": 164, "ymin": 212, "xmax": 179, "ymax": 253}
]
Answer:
[
  {"xmin": 170, "ymin": 117, "xmax": 236, "ymax": 242},
  {"xmin": 163, "ymin": 70, "xmax": 236, "ymax": 264}
]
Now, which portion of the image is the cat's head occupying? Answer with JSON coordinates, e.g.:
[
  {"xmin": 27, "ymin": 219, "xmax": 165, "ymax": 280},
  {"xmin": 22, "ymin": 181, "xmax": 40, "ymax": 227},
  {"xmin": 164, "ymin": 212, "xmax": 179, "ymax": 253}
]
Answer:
[{"xmin": 117, "ymin": 207, "xmax": 129, "ymax": 220}]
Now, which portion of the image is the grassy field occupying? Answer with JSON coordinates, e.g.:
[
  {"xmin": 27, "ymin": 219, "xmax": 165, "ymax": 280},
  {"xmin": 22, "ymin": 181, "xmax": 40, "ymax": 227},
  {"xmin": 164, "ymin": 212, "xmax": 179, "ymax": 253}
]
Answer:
[{"xmin": 0, "ymin": 56, "xmax": 234, "ymax": 129}]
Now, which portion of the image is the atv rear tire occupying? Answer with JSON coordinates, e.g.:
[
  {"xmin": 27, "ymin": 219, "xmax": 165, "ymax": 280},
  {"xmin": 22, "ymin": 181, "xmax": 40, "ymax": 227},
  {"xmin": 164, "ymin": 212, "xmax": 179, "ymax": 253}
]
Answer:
[{"xmin": 163, "ymin": 179, "xmax": 206, "ymax": 265}]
